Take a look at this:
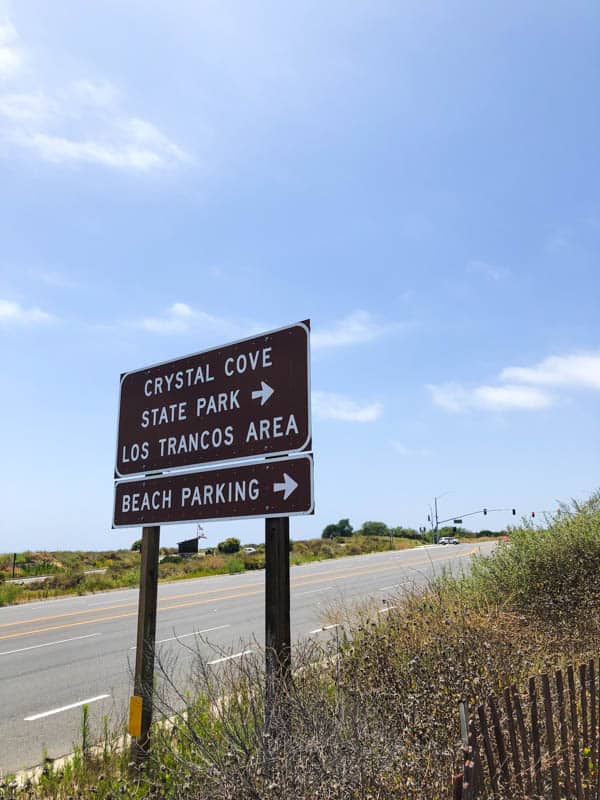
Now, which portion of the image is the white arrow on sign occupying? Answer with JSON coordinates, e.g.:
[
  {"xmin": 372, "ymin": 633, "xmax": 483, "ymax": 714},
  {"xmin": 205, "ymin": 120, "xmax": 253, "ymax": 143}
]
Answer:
[
  {"xmin": 273, "ymin": 473, "xmax": 298, "ymax": 501},
  {"xmin": 251, "ymin": 381, "xmax": 274, "ymax": 406}
]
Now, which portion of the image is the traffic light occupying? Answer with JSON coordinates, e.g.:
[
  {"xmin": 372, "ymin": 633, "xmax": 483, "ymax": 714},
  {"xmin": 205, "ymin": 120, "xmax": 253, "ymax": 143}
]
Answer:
[
  {"xmin": 452, "ymin": 527, "xmax": 457, "ymax": 533},
  {"xmin": 483, "ymin": 508, "xmax": 487, "ymax": 515},
  {"xmin": 531, "ymin": 511, "xmax": 535, "ymax": 518},
  {"xmin": 512, "ymin": 509, "xmax": 516, "ymax": 515}
]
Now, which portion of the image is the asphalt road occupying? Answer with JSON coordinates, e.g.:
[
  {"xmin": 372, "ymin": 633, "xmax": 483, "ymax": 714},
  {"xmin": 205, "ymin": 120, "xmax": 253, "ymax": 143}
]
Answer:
[{"xmin": 0, "ymin": 542, "xmax": 495, "ymax": 773}]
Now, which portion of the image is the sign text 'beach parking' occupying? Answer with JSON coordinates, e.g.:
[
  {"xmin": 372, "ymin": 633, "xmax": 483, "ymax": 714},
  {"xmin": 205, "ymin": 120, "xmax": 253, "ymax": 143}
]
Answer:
[{"xmin": 113, "ymin": 455, "xmax": 313, "ymax": 527}]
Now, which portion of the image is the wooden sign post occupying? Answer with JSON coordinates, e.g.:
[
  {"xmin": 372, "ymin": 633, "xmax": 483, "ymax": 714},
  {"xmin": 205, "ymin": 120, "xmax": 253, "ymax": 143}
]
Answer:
[
  {"xmin": 130, "ymin": 525, "xmax": 160, "ymax": 762},
  {"xmin": 265, "ymin": 516, "xmax": 291, "ymax": 735}
]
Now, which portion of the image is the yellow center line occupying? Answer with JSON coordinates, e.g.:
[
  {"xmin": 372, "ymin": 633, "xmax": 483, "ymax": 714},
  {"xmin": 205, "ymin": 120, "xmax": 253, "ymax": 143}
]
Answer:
[
  {"xmin": 0, "ymin": 550, "xmax": 471, "ymax": 642},
  {"xmin": 0, "ymin": 592, "xmax": 264, "ymax": 642},
  {"xmin": 0, "ymin": 551, "xmax": 474, "ymax": 640},
  {"xmin": 0, "ymin": 550, "xmax": 449, "ymax": 630}
]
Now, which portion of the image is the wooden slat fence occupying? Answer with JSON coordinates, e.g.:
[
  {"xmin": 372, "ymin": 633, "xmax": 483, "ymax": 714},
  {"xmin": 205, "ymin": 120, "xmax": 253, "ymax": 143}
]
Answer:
[{"xmin": 454, "ymin": 658, "xmax": 600, "ymax": 799}]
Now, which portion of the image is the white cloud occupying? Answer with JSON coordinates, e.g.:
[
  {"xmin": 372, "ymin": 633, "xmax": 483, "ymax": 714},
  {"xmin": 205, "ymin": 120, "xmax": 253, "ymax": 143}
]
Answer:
[
  {"xmin": 0, "ymin": 22, "xmax": 188, "ymax": 172},
  {"xmin": 8, "ymin": 112, "xmax": 188, "ymax": 172},
  {"xmin": 429, "ymin": 350, "xmax": 600, "ymax": 414},
  {"xmin": 466, "ymin": 259, "xmax": 509, "ymax": 281},
  {"xmin": 473, "ymin": 384, "xmax": 553, "ymax": 410},
  {"xmin": 312, "ymin": 310, "xmax": 400, "ymax": 350},
  {"xmin": 18, "ymin": 126, "xmax": 183, "ymax": 171},
  {"xmin": 312, "ymin": 391, "xmax": 383, "ymax": 422},
  {"xmin": 135, "ymin": 302, "xmax": 239, "ymax": 337},
  {"xmin": 0, "ymin": 298, "xmax": 54, "ymax": 326},
  {"xmin": 0, "ymin": 19, "xmax": 23, "ymax": 78},
  {"xmin": 427, "ymin": 382, "xmax": 553, "ymax": 412},
  {"xmin": 501, "ymin": 353, "xmax": 600, "ymax": 391}
]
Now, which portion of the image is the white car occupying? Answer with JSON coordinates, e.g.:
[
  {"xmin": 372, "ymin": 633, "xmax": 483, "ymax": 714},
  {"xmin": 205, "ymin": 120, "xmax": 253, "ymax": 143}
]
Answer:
[
  {"xmin": 243, "ymin": 547, "xmax": 257, "ymax": 554},
  {"xmin": 439, "ymin": 536, "xmax": 459, "ymax": 545}
]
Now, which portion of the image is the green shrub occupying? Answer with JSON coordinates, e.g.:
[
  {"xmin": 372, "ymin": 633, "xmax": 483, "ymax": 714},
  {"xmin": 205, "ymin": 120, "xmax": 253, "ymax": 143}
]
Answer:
[
  {"xmin": 321, "ymin": 524, "xmax": 338, "ymax": 539},
  {"xmin": 322, "ymin": 518, "xmax": 354, "ymax": 538},
  {"xmin": 392, "ymin": 526, "xmax": 422, "ymax": 540},
  {"xmin": 243, "ymin": 554, "xmax": 265, "ymax": 570},
  {"xmin": 467, "ymin": 492, "xmax": 600, "ymax": 619},
  {"xmin": 159, "ymin": 563, "xmax": 179, "ymax": 578},
  {"xmin": 360, "ymin": 521, "xmax": 389, "ymax": 537},
  {"xmin": 161, "ymin": 554, "xmax": 183, "ymax": 564},
  {"xmin": 0, "ymin": 582, "xmax": 20, "ymax": 606},
  {"xmin": 47, "ymin": 572, "xmax": 84, "ymax": 591},
  {"xmin": 227, "ymin": 557, "xmax": 245, "ymax": 574},
  {"xmin": 218, "ymin": 537, "xmax": 241, "ymax": 554}
]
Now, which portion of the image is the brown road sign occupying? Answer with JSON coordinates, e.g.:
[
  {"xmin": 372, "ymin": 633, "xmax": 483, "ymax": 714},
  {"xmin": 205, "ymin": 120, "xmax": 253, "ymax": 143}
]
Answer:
[
  {"xmin": 115, "ymin": 321, "xmax": 310, "ymax": 477},
  {"xmin": 113, "ymin": 454, "xmax": 314, "ymax": 528}
]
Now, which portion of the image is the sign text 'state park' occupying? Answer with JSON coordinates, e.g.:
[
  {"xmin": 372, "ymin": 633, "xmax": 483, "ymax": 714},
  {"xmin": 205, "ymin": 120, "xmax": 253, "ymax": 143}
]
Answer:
[{"xmin": 115, "ymin": 321, "xmax": 311, "ymax": 477}]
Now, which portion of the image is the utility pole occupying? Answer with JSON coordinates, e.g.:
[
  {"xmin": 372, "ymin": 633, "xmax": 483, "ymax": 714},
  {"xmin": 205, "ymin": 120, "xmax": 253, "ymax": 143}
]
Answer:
[{"xmin": 430, "ymin": 491, "xmax": 453, "ymax": 544}]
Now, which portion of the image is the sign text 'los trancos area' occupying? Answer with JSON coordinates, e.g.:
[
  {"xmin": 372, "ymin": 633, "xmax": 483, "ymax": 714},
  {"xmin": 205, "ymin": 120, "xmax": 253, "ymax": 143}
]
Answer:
[{"xmin": 115, "ymin": 321, "xmax": 311, "ymax": 477}]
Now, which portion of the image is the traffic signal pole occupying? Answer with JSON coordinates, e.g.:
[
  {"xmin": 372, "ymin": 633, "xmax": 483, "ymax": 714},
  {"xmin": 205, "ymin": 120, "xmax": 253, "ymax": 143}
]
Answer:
[{"xmin": 436, "ymin": 507, "xmax": 517, "ymax": 527}]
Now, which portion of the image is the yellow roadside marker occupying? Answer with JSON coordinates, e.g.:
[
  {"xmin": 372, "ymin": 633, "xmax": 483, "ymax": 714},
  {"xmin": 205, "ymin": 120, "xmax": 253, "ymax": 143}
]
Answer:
[{"xmin": 128, "ymin": 695, "xmax": 143, "ymax": 738}]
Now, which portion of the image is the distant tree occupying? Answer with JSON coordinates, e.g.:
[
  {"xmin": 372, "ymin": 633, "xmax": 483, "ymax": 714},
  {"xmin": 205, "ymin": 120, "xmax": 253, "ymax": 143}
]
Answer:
[
  {"xmin": 322, "ymin": 524, "xmax": 339, "ymax": 540},
  {"xmin": 321, "ymin": 518, "xmax": 354, "ymax": 539},
  {"xmin": 437, "ymin": 526, "xmax": 468, "ymax": 538},
  {"xmin": 131, "ymin": 539, "xmax": 142, "ymax": 551},
  {"xmin": 360, "ymin": 521, "xmax": 389, "ymax": 537},
  {"xmin": 392, "ymin": 527, "xmax": 422, "ymax": 541},
  {"xmin": 217, "ymin": 537, "xmax": 241, "ymax": 554}
]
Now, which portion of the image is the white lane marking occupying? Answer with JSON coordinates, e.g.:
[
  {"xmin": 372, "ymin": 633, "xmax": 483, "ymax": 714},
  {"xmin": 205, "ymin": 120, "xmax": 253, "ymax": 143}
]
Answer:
[
  {"xmin": 295, "ymin": 586, "xmax": 333, "ymax": 596},
  {"xmin": 0, "ymin": 633, "xmax": 101, "ymax": 657},
  {"xmin": 25, "ymin": 694, "xmax": 110, "ymax": 722},
  {"xmin": 208, "ymin": 650, "xmax": 253, "ymax": 666},
  {"xmin": 309, "ymin": 624, "xmax": 339, "ymax": 635},
  {"xmin": 378, "ymin": 606, "xmax": 397, "ymax": 614},
  {"xmin": 129, "ymin": 624, "xmax": 230, "ymax": 650}
]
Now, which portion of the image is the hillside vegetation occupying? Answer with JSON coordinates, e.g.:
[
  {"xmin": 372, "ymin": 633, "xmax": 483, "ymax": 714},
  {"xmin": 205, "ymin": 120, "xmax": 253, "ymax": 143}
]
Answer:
[
  {"xmin": 0, "ymin": 535, "xmax": 419, "ymax": 607},
  {"xmin": 5, "ymin": 492, "xmax": 600, "ymax": 799}
]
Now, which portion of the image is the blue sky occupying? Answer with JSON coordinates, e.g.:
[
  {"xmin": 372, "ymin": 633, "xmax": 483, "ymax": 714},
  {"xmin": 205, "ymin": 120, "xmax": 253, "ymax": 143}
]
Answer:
[{"xmin": 0, "ymin": 1, "xmax": 598, "ymax": 551}]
